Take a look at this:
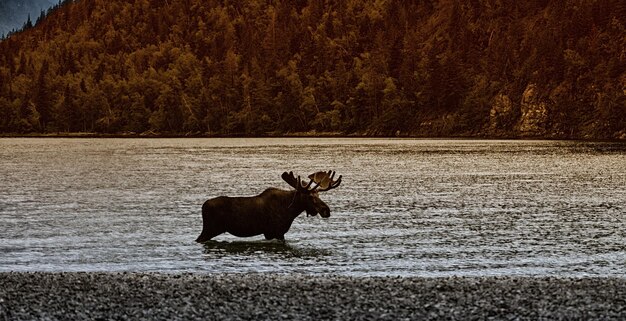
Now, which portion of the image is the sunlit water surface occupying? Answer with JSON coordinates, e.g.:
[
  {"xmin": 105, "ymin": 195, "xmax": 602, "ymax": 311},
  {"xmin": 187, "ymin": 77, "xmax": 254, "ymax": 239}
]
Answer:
[{"xmin": 1, "ymin": 138, "xmax": 625, "ymax": 276}]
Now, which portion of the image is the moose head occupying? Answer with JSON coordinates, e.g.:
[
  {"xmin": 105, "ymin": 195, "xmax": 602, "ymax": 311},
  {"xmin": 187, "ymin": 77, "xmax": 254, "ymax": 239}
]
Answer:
[{"xmin": 281, "ymin": 170, "xmax": 342, "ymax": 218}]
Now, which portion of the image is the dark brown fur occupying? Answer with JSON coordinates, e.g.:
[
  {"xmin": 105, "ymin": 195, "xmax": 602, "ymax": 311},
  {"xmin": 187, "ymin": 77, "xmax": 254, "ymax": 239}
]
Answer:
[{"xmin": 196, "ymin": 188, "xmax": 330, "ymax": 242}]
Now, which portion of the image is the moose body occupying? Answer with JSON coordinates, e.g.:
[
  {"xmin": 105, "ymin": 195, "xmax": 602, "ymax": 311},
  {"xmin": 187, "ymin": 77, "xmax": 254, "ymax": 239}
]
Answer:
[{"xmin": 196, "ymin": 171, "xmax": 341, "ymax": 243}]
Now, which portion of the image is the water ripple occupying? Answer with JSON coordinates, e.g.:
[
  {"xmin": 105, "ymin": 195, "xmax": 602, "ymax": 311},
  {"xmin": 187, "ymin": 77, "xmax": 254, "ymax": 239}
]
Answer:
[{"xmin": 1, "ymin": 138, "xmax": 625, "ymax": 276}]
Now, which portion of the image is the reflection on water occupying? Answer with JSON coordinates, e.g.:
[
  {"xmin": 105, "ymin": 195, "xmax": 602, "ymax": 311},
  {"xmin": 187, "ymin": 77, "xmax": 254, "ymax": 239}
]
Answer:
[
  {"xmin": 0, "ymin": 138, "xmax": 625, "ymax": 276},
  {"xmin": 203, "ymin": 240, "xmax": 331, "ymax": 258}
]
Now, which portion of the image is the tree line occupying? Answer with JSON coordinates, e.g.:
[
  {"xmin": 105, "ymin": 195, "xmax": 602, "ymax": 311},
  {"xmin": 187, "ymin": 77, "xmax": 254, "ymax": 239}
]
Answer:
[{"xmin": 0, "ymin": 0, "xmax": 624, "ymax": 138}]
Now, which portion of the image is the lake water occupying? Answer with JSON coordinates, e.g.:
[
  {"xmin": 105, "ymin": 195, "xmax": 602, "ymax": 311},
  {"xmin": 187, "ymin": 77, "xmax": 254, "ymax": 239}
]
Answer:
[{"xmin": 0, "ymin": 138, "xmax": 625, "ymax": 276}]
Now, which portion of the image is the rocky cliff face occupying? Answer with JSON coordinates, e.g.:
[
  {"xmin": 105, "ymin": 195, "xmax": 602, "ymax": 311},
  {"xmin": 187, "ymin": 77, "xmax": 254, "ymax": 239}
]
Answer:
[
  {"xmin": 489, "ymin": 94, "xmax": 515, "ymax": 135},
  {"xmin": 518, "ymin": 84, "xmax": 549, "ymax": 137}
]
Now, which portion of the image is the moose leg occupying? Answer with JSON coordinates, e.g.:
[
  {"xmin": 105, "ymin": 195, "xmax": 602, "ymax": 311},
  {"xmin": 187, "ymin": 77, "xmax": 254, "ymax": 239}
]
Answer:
[
  {"xmin": 196, "ymin": 204, "xmax": 225, "ymax": 243},
  {"xmin": 264, "ymin": 233, "xmax": 285, "ymax": 241},
  {"xmin": 196, "ymin": 227, "xmax": 222, "ymax": 243},
  {"xmin": 196, "ymin": 218, "xmax": 224, "ymax": 242}
]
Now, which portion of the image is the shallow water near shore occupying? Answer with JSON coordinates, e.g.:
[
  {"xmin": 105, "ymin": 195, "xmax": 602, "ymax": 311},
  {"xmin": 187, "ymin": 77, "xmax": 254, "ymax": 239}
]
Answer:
[{"xmin": 0, "ymin": 138, "xmax": 625, "ymax": 276}]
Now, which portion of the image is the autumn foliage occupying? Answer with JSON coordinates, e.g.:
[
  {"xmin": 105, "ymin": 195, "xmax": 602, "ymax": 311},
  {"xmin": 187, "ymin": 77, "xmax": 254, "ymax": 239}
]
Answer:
[{"xmin": 0, "ymin": 0, "xmax": 624, "ymax": 138}]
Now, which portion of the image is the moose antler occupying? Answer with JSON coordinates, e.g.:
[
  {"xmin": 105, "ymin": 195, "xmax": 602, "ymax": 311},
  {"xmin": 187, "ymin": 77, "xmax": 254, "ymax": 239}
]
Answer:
[
  {"xmin": 282, "ymin": 170, "xmax": 342, "ymax": 192},
  {"xmin": 308, "ymin": 170, "xmax": 342, "ymax": 192},
  {"xmin": 281, "ymin": 171, "xmax": 319, "ymax": 192}
]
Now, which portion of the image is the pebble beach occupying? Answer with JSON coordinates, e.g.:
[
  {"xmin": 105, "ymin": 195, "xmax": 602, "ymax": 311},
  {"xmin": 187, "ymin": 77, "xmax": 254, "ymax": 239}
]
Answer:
[{"xmin": 1, "ymin": 273, "xmax": 625, "ymax": 320}]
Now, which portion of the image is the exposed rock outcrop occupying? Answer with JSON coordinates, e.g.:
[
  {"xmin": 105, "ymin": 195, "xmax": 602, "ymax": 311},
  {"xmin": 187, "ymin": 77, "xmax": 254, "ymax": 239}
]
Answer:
[
  {"xmin": 518, "ymin": 84, "xmax": 549, "ymax": 136},
  {"xmin": 489, "ymin": 93, "xmax": 515, "ymax": 134}
]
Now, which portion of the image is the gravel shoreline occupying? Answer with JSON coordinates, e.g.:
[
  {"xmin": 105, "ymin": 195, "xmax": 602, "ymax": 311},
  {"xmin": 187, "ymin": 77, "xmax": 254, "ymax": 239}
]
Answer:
[{"xmin": 1, "ymin": 273, "xmax": 625, "ymax": 320}]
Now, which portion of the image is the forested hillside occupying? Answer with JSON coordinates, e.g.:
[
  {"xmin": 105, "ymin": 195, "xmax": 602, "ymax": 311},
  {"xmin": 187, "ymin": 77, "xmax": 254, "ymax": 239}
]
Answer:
[{"xmin": 0, "ymin": 0, "xmax": 624, "ymax": 138}]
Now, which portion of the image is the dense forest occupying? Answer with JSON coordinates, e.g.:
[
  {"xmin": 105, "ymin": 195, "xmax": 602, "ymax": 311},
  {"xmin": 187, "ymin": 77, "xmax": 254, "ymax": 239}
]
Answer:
[{"xmin": 0, "ymin": 0, "xmax": 624, "ymax": 138}]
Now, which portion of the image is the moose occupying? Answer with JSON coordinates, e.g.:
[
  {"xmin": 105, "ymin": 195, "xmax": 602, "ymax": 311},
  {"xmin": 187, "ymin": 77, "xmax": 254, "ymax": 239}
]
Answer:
[{"xmin": 195, "ymin": 170, "xmax": 342, "ymax": 243}]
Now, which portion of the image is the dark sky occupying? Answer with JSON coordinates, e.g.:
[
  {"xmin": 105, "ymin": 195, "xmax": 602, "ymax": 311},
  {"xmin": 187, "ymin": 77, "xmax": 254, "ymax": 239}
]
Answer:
[{"xmin": 0, "ymin": 0, "xmax": 57, "ymax": 36}]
